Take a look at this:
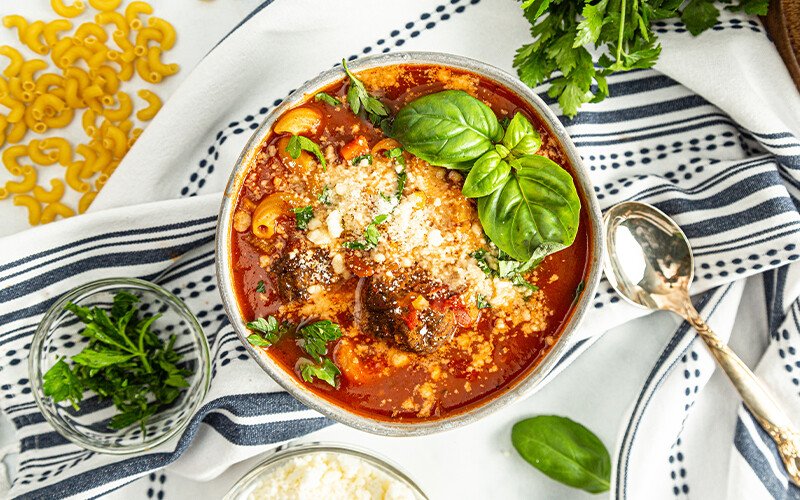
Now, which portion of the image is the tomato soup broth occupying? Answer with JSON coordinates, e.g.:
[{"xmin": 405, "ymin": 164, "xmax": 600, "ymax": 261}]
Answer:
[{"xmin": 229, "ymin": 64, "xmax": 591, "ymax": 421}]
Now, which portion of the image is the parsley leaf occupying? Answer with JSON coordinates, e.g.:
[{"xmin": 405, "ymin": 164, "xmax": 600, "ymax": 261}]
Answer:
[
  {"xmin": 41, "ymin": 292, "xmax": 193, "ymax": 432},
  {"xmin": 384, "ymin": 147, "xmax": 406, "ymax": 166},
  {"xmin": 286, "ymin": 135, "xmax": 327, "ymax": 170},
  {"xmin": 299, "ymin": 357, "xmax": 341, "ymax": 387},
  {"xmin": 351, "ymin": 154, "xmax": 373, "ymax": 166},
  {"xmin": 246, "ymin": 316, "xmax": 286, "ymax": 346},
  {"xmin": 471, "ymin": 247, "xmax": 540, "ymax": 297},
  {"xmin": 298, "ymin": 320, "xmax": 342, "ymax": 362},
  {"xmin": 314, "ymin": 92, "xmax": 341, "ymax": 106},
  {"xmin": 476, "ymin": 294, "xmax": 491, "ymax": 310},
  {"xmin": 256, "ymin": 280, "xmax": 266, "ymax": 293},
  {"xmin": 42, "ymin": 358, "xmax": 83, "ymax": 411},
  {"xmin": 342, "ymin": 58, "xmax": 390, "ymax": 124},
  {"xmin": 291, "ymin": 206, "xmax": 314, "ymax": 230},
  {"xmin": 512, "ymin": 0, "xmax": 758, "ymax": 117},
  {"xmin": 385, "ymin": 147, "xmax": 408, "ymax": 199},
  {"xmin": 317, "ymin": 185, "xmax": 332, "ymax": 205},
  {"xmin": 343, "ymin": 214, "xmax": 388, "ymax": 251}
]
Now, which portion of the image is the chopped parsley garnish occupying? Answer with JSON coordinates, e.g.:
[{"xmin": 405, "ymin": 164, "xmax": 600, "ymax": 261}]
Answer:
[
  {"xmin": 291, "ymin": 206, "xmax": 314, "ymax": 230},
  {"xmin": 314, "ymin": 92, "xmax": 341, "ymax": 106},
  {"xmin": 471, "ymin": 248, "xmax": 540, "ymax": 296},
  {"xmin": 41, "ymin": 292, "xmax": 193, "ymax": 432},
  {"xmin": 342, "ymin": 58, "xmax": 390, "ymax": 125},
  {"xmin": 351, "ymin": 154, "xmax": 373, "ymax": 166},
  {"xmin": 343, "ymin": 214, "xmax": 388, "ymax": 251},
  {"xmin": 384, "ymin": 147, "xmax": 406, "ymax": 166},
  {"xmin": 476, "ymin": 294, "xmax": 491, "ymax": 310},
  {"xmin": 246, "ymin": 315, "xmax": 287, "ymax": 346},
  {"xmin": 299, "ymin": 357, "xmax": 340, "ymax": 387},
  {"xmin": 286, "ymin": 135, "xmax": 327, "ymax": 170},
  {"xmin": 298, "ymin": 319, "xmax": 342, "ymax": 362},
  {"xmin": 317, "ymin": 185, "xmax": 332, "ymax": 205},
  {"xmin": 256, "ymin": 280, "xmax": 266, "ymax": 293}
]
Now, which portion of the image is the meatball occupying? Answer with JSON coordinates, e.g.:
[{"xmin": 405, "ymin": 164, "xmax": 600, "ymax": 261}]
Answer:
[
  {"xmin": 360, "ymin": 271, "xmax": 458, "ymax": 354},
  {"xmin": 270, "ymin": 248, "xmax": 336, "ymax": 301}
]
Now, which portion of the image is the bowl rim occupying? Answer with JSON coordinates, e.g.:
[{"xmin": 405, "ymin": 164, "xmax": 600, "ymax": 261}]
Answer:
[
  {"xmin": 29, "ymin": 277, "xmax": 212, "ymax": 455},
  {"xmin": 223, "ymin": 441, "xmax": 428, "ymax": 500},
  {"xmin": 215, "ymin": 51, "xmax": 604, "ymax": 436}
]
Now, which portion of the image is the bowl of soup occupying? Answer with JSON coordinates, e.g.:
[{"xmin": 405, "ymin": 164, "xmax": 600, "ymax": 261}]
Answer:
[{"xmin": 216, "ymin": 52, "xmax": 603, "ymax": 435}]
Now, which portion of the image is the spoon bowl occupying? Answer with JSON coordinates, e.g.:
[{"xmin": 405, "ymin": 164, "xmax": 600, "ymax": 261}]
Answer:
[{"xmin": 603, "ymin": 202, "xmax": 693, "ymax": 312}]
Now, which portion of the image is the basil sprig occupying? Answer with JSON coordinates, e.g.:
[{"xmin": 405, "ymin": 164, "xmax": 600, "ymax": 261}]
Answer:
[
  {"xmin": 512, "ymin": 415, "xmax": 611, "ymax": 493},
  {"xmin": 391, "ymin": 90, "xmax": 580, "ymax": 263}
]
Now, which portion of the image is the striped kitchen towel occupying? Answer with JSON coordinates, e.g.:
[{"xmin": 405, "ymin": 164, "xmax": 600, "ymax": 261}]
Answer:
[{"xmin": 0, "ymin": 0, "xmax": 799, "ymax": 498}]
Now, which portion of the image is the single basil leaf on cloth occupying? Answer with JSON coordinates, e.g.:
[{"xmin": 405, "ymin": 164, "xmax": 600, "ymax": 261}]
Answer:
[
  {"xmin": 462, "ymin": 150, "xmax": 511, "ymax": 198},
  {"xmin": 391, "ymin": 90, "xmax": 502, "ymax": 167},
  {"xmin": 478, "ymin": 154, "xmax": 580, "ymax": 262},
  {"xmin": 511, "ymin": 415, "xmax": 611, "ymax": 493},
  {"xmin": 501, "ymin": 112, "xmax": 541, "ymax": 156}
]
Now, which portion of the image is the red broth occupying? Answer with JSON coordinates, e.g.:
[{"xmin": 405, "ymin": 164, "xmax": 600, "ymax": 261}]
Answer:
[{"xmin": 229, "ymin": 64, "xmax": 592, "ymax": 421}]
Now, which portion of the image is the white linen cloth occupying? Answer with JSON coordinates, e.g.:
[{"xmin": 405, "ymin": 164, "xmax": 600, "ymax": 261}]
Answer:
[{"xmin": 0, "ymin": 0, "xmax": 799, "ymax": 498}]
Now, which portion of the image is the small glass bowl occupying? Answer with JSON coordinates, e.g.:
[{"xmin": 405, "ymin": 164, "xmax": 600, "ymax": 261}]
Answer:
[
  {"xmin": 224, "ymin": 442, "xmax": 428, "ymax": 500},
  {"xmin": 30, "ymin": 278, "xmax": 211, "ymax": 455}
]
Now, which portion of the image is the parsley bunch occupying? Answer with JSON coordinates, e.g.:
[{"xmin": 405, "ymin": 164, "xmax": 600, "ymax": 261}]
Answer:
[
  {"xmin": 42, "ymin": 292, "xmax": 193, "ymax": 432},
  {"xmin": 513, "ymin": 0, "xmax": 769, "ymax": 117}
]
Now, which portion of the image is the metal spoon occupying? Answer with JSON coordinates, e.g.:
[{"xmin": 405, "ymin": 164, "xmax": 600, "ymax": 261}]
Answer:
[{"xmin": 603, "ymin": 201, "xmax": 800, "ymax": 486}]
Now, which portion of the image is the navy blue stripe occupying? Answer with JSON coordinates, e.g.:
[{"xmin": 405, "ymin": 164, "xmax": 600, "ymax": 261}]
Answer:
[
  {"xmin": 692, "ymin": 222, "xmax": 800, "ymax": 254},
  {"xmin": 562, "ymin": 95, "xmax": 711, "ymax": 125},
  {"xmin": 0, "ymin": 224, "xmax": 215, "ymax": 285},
  {"xmin": 0, "ymin": 216, "xmax": 216, "ymax": 274},
  {"xmin": 570, "ymin": 111, "xmax": 730, "ymax": 139},
  {"xmin": 16, "ymin": 397, "xmax": 328, "ymax": 499},
  {"xmin": 734, "ymin": 412, "xmax": 800, "ymax": 499},
  {"xmin": 0, "ymin": 235, "xmax": 214, "ymax": 326},
  {"xmin": 677, "ymin": 198, "xmax": 798, "ymax": 240},
  {"xmin": 574, "ymin": 118, "xmax": 740, "ymax": 147},
  {"xmin": 208, "ymin": 0, "xmax": 277, "ymax": 53}
]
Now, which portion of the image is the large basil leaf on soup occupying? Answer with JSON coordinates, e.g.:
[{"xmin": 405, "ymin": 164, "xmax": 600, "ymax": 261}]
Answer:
[
  {"xmin": 478, "ymin": 155, "xmax": 580, "ymax": 262},
  {"xmin": 391, "ymin": 90, "xmax": 503, "ymax": 167}
]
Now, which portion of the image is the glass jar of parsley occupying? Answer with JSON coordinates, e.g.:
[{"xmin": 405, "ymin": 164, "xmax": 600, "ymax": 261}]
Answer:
[{"xmin": 30, "ymin": 278, "xmax": 211, "ymax": 454}]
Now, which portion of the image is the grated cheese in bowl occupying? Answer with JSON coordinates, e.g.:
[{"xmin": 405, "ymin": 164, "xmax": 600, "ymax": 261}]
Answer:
[{"xmin": 225, "ymin": 444, "xmax": 426, "ymax": 500}]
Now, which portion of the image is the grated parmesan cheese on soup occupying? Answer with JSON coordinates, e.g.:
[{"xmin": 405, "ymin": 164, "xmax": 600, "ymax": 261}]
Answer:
[{"xmin": 245, "ymin": 452, "xmax": 417, "ymax": 500}]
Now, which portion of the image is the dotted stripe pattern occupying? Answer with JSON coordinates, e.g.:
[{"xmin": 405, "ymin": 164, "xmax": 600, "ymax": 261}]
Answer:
[
  {"xmin": 653, "ymin": 17, "xmax": 763, "ymax": 34},
  {"xmin": 178, "ymin": 0, "xmax": 481, "ymax": 198}
]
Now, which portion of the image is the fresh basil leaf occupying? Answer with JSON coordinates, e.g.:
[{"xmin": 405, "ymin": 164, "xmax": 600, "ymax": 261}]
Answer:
[
  {"xmin": 511, "ymin": 415, "xmax": 610, "ymax": 493},
  {"xmin": 502, "ymin": 112, "xmax": 541, "ymax": 156},
  {"xmin": 314, "ymin": 92, "xmax": 341, "ymax": 106},
  {"xmin": 477, "ymin": 155, "xmax": 580, "ymax": 262},
  {"xmin": 462, "ymin": 151, "xmax": 511, "ymax": 198},
  {"xmin": 391, "ymin": 90, "xmax": 502, "ymax": 167}
]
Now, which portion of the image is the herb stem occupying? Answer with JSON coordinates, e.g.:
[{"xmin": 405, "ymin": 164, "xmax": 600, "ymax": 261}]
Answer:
[{"xmin": 616, "ymin": 0, "xmax": 627, "ymax": 63}]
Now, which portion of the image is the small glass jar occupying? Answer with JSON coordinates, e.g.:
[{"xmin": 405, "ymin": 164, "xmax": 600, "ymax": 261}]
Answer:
[
  {"xmin": 30, "ymin": 278, "xmax": 211, "ymax": 454},
  {"xmin": 224, "ymin": 442, "xmax": 428, "ymax": 500}
]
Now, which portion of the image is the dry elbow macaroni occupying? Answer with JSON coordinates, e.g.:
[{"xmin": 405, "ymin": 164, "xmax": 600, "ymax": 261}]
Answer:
[{"xmin": 0, "ymin": 1, "xmax": 179, "ymax": 225}]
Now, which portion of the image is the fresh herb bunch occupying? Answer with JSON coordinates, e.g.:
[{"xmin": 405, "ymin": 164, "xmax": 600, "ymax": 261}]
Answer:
[
  {"xmin": 513, "ymin": 0, "xmax": 769, "ymax": 117},
  {"xmin": 342, "ymin": 58, "xmax": 390, "ymax": 125},
  {"xmin": 42, "ymin": 292, "xmax": 193, "ymax": 432}
]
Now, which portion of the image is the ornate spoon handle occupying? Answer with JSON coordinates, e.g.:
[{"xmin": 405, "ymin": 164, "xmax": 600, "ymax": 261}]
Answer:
[{"xmin": 680, "ymin": 301, "xmax": 800, "ymax": 486}]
